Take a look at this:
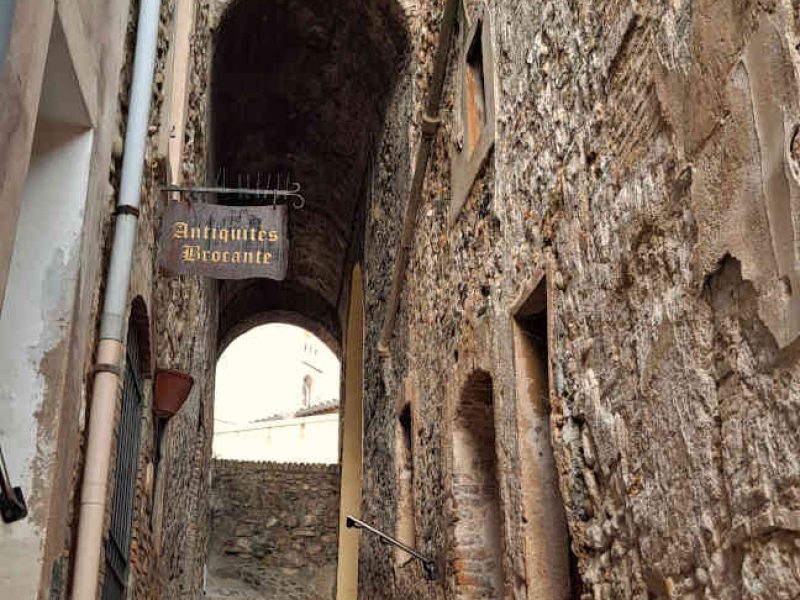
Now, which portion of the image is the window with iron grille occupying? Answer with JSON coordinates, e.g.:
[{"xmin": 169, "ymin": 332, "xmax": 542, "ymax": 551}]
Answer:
[{"xmin": 101, "ymin": 321, "xmax": 144, "ymax": 600}]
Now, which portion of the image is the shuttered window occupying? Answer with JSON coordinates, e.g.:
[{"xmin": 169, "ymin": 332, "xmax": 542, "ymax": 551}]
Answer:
[{"xmin": 101, "ymin": 322, "xmax": 144, "ymax": 600}]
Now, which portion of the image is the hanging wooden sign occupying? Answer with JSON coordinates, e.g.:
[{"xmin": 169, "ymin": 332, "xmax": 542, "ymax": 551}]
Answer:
[{"xmin": 159, "ymin": 201, "xmax": 288, "ymax": 280}]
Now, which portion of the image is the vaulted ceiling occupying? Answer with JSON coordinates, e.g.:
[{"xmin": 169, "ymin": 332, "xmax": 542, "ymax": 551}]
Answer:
[{"xmin": 212, "ymin": 0, "xmax": 409, "ymax": 350}]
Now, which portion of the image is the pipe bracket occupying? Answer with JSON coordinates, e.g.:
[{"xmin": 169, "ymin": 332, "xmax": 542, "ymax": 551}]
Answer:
[
  {"xmin": 115, "ymin": 205, "xmax": 141, "ymax": 218},
  {"xmin": 421, "ymin": 113, "xmax": 441, "ymax": 138},
  {"xmin": 93, "ymin": 362, "xmax": 122, "ymax": 377}
]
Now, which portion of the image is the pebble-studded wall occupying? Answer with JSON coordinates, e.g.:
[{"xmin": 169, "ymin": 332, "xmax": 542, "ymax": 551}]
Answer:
[
  {"xmin": 210, "ymin": 460, "xmax": 340, "ymax": 567},
  {"xmin": 361, "ymin": 1, "xmax": 800, "ymax": 599}
]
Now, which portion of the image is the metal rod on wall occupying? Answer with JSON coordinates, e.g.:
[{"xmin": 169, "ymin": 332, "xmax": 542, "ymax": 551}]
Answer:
[
  {"xmin": 0, "ymin": 445, "xmax": 27, "ymax": 524},
  {"xmin": 346, "ymin": 515, "xmax": 438, "ymax": 581}
]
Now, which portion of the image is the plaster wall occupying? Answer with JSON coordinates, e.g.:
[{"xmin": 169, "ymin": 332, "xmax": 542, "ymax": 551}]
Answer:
[
  {"xmin": 0, "ymin": 4, "xmax": 116, "ymax": 595},
  {"xmin": 337, "ymin": 264, "xmax": 365, "ymax": 600},
  {"xmin": 0, "ymin": 117, "xmax": 93, "ymax": 597}
]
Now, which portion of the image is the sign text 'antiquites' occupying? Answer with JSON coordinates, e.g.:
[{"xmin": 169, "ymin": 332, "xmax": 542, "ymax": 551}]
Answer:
[{"xmin": 159, "ymin": 201, "xmax": 288, "ymax": 280}]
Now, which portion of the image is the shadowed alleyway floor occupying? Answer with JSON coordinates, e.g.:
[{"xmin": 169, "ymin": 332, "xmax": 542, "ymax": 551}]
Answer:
[{"xmin": 206, "ymin": 555, "xmax": 335, "ymax": 600}]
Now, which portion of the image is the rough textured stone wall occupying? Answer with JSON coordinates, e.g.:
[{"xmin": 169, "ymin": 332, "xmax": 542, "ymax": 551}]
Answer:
[
  {"xmin": 362, "ymin": 1, "xmax": 800, "ymax": 599},
  {"xmin": 210, "ymin": 460, "xmax": 340, "ymax": 568},
  {"xmin": 151, "ymin": 1, "xmax": 217, "ymax": 598}
]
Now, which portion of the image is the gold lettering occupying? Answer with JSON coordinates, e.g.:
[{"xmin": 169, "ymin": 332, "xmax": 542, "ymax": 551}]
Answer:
[
  {"xmin": 203, "ymin": 250, "xmax": 211, "ymax": 261},
  {"xmin": 190, "ymin": 226, "xmax": 202, "ymax": 239},
  {"xmin": 232, "ymin": 252, "xmax": 241, "ymax": 263},
  {"xmin": 232, "ymin": 229, "xmax": 244, "ymax": 241},
  {"xmin": 256, "ymin": 251, "xmax": 262, "ymax": 264},
  {"xmin": 204, "ymin": 226, "xmax": 211, "ymax": 239},
  {"xmin": 219, "ymin": 228, "xmax": 229, "ymax": 243},
  {"xmin": 263, "ymin": 252, "xmax": 272, "ymax": 264},
  {"xmin": 243, "ymin": 252, "xmax": 254, "ymax": 264},
  {"xmin": 181, "ymin": 245, "xmax": 200, "ymax": 262},
  {"xmin": 250, "ymin": 228, "xmax": 257, "ymax": 241},
  {"xmin": 211, "ymin": 251, "xmax": 221, "ymax": 263},
  {"xmin": 258, "ymin": 230, "xmax": 267, "ymax": 242},
  {"xmin": 222, "ymin": 251, "xmax": 230, "ymax": 263},
  {"xmin": 268, "ymin": 230, "xmax": 279, "ymax": 242},
  {"xmin": 211, "ymin": 227, "xmax": 217, "ymax": 241},
  {"xmin": 173, "ymin": 222, "xmax": 189, "ymax": 239}
]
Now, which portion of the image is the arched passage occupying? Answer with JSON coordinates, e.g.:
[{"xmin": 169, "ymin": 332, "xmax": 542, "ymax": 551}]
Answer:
[
  {"xmin": 209, "ymin": 2, "xmax": 410, "ymax": 599},
  {"xmin": 212, "ymin": 0, "xmax": 409, "ymax": 345}
]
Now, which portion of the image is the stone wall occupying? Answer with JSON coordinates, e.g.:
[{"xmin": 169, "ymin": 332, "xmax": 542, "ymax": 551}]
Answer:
[
  {"xmin": 149, "ymin": 1, "xmax": 217, "ymax": 598},
  {"xmin": 210, "ymin": 460, "xmax": 340, "ymax": 569},
  {"xmin": 361, "ymin": 1, "xmax": 800, "ymax": 599}
]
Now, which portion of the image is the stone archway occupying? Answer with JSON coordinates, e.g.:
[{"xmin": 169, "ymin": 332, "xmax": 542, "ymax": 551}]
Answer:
[
  {"xmin": 211, "ymin": 0, "xmax": 410, "ymax": 347},
  {"xmin": 209, "ymin": 2, "xmax": 410, "ymax": 598}
]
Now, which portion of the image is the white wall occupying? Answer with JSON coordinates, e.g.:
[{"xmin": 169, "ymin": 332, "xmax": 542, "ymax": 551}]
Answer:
[
  {"xmin": 0, "ymin": 15, "xmax": 93, "ymax": 595},
  {"xmin": 213, "ymin": 413, "xmax": 339, "ymax": 464}
]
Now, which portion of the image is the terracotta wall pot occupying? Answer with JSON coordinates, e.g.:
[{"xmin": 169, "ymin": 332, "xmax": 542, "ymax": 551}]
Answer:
[{"xmin": 154, "ymin": 369, "xmax": 194, "ymax": 417}]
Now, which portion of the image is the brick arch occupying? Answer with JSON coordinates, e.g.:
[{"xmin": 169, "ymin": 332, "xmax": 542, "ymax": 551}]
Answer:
[{"xmin": 452, "ymin": 369, "xmax": 505, "ymax": 599}]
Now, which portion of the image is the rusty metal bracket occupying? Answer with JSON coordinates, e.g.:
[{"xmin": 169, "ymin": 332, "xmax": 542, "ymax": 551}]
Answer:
[
  {"xmin": 421, "ymin": 113, "xmax": 441, "ymax": 139},
  {"xmin": 0, "ymin": 446, "xmax": 27, "ymax": 524}
]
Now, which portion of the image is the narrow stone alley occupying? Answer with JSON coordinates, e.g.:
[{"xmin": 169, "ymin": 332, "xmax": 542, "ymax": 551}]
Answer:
[{"xmin": 1, "ymin": 0, "xmax": 800, "ymax": 599}]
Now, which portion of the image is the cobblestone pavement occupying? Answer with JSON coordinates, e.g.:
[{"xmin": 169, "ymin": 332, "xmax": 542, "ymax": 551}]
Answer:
[{"xmin": 206, "ymin": 556, "xmax": 335, "ymax": 600}]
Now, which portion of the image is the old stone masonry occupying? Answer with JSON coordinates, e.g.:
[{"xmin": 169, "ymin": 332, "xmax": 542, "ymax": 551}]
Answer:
[{"xmin": 0, "ymin": 1, "xmax": 800, "ymax": 600}]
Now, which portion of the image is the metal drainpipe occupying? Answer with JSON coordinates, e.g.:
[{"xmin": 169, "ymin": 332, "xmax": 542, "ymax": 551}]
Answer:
[
  {"xmin": 71, "ymin": 1, "xmax": 161, "ymax": 598},
  {"xmin": 377, "ymin": 0, "xmax": 459, "ymax": 354}
]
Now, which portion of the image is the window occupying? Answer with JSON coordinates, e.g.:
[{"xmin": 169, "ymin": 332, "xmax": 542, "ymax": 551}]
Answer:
[
  {"xmin": 450, "ymin": 10, "xmax": 496, "ymax": 224},
  {"xmin": 464, "ymin": 21, "xmax": 487, "ymax": 157},
  {"xmin": 103, "ymin": 315, "xmax": 146, "ymax": 600}
]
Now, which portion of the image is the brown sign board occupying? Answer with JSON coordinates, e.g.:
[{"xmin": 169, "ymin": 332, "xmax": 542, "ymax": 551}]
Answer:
[{"xmin": 159, "ymin": 201, "xmax": 288, "ymax": 280}]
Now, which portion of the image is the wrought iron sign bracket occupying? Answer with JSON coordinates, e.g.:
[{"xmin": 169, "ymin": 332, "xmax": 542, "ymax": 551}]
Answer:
[
  {"xmin": 346, "ymin": 515, "xmax": 438, "ymax": 581},
  {"xmin": 161, "ymin": 184, "xmax": 306, "ymax": 209},
  {"xmin": 0, "ymin": 446, "xmax": 27, "ymax": 524}
]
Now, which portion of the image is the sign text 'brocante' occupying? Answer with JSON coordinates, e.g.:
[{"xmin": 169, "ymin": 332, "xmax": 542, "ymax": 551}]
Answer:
[{"xmin": 159, "ymin": 201, "xmax": 288, "ymax": 280}]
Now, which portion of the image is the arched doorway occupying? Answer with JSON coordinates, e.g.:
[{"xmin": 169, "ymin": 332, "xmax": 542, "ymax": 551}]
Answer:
[
  {"xmin": 213, "ymin": 323, "xmax": 341, "ymax": 464},
  {"xmin": 211, "ymin": 0, "xmax": 410, "ymax": 355},
  {"xmin": 207, "ymin": 323, "xmax": 342, "ymax": 599},
  {"xmin": 452, "ymin": 371, "xmax": 505, "ymax": 599}
]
